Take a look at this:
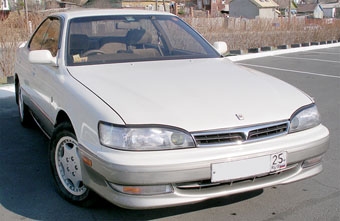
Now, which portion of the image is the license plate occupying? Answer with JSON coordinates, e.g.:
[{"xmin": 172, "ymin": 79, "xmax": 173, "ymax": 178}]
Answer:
[
  {"xmin": 270, "ymin": 152, "xmax": 287, "ymax": 172},
  {"xmin": 211, "ymin": 152, "xmax": 287, "ymax": 183}
]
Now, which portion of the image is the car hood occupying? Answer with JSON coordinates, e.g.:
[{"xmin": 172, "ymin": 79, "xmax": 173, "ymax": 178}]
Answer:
[{"xmin": 68, "ymin": 58, "xmax": 312, "ymax": 132}]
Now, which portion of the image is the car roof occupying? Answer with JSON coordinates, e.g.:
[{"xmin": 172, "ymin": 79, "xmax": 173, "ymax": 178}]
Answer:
[{"xmin": 52, "ymin": 8, "xmax": 175, "ymax": 20}]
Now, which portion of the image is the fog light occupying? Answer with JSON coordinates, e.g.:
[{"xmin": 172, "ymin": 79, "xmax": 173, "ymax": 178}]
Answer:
[
  {"xmin": 302, "ymin": 155, "xmax": 323, "ymax": 168},
  {"xmin": 109, "ymin": 183, "xmax": 173, "ymax": 195}
]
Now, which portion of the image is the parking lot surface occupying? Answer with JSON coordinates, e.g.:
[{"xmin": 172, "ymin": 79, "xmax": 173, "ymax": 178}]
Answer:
[{"xmin": 0, "ymin": 45, "xmax": 339, "ymax": 220}]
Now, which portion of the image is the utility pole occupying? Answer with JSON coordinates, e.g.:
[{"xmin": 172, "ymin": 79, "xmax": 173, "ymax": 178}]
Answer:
[
  {"xmin": 288, "ymin": 0, "xmax": 291, "ymax": 19},
  {"xmin": 24, "ymin": 0, "xmax": 29, "ymax": 32}
]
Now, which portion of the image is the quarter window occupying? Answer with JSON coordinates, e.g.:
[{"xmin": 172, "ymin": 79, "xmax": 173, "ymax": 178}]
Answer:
[{"xmin": 29, "ymin": 17, "xmax": 60, "ymax": 57}]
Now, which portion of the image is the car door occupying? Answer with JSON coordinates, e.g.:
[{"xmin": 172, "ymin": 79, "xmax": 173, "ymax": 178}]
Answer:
[{"xmin": 27, "ymin": 17, "xmax": 61, "ymax": 134}]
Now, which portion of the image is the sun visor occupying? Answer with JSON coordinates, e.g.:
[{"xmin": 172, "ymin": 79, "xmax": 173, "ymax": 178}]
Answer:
[{"xmin": 116, "ymin": 22, "xmax": 140, "ymax": 30}]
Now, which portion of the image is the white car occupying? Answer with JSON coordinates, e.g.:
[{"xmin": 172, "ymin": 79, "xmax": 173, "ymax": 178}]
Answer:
[{"xmin": 14, "ymin": 9, "xmax": 329, "ymax": 209}]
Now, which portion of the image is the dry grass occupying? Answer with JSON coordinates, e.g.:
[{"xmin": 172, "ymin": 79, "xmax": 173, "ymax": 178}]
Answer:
[
  {"xmin": 1, "ymin": 10, "xmax": 340, "ymax": 78},
  {"xmin": 185, "ymin": 17, "xmax": 340, "ymax": 50}
]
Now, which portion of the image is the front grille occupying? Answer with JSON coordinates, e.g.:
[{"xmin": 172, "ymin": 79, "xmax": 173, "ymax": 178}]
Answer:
[
  {"xmin": 248, "ymin": 123, "xmax": 288, "ymax": 140},
  {"xmin": 194, "ymin": 132, "xmax": 245, "ymax": 145},
  {"xmin": 193, "ymin": 121, "xmax": 289, "ymax": 147}
]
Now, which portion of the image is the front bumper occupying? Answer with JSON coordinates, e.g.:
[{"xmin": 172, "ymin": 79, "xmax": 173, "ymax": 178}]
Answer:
[{"xmin": 78, "ymin": 124, "xmax": 329, "ymax": 209}]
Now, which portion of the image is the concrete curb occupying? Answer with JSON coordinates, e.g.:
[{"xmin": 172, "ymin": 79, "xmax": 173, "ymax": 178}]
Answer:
[{"xmin": 227, "ymin": 42, "xmax": 340, "ymax": 62}]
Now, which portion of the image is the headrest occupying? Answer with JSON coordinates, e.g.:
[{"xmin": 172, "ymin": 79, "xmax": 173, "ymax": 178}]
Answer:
[
  {"xmin": 126, "ymin": 29, "xmax": 152, "ymax": 45},
  {"xmin": 69, "ymin": 34, "xmax": 89, "ymax": 50}
]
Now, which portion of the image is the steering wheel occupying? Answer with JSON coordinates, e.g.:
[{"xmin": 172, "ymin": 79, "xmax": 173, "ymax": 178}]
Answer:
[{"xmin": 82, "ymin": 50, "xmax": 105, "ymax": 56}]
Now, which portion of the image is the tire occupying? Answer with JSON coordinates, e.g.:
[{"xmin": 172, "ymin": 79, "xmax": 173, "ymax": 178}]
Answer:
[
  {"xmin": 17, "ymin": 83, "xmax": 33, "ymax": 127},
  {"xmin": 49, "ymin": 122, "xmax": 96, "ymax": 207}
]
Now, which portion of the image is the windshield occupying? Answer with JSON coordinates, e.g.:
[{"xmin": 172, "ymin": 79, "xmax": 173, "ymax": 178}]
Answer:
[{"xmin": 66, "ymin": 15, "xmax": 220, "ymax": 66}]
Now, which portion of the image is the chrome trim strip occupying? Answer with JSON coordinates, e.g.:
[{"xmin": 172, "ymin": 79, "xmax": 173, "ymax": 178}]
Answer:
[{"xmin": 175, "ymin": 163, "xmax": 299, "ymax": 190}]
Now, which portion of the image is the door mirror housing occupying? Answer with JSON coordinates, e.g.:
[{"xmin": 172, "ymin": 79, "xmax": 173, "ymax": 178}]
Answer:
[
  {"xmin": 213, "ymin": 41, "xmax": 228, "ymax": 56},
  {"xmin": 29, "ymin": 50, "xmax": 58, "ymax": 66}
]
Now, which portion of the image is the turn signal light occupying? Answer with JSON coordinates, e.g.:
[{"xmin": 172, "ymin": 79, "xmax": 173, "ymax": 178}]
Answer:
[
  {"xmin": 109, "ymin": 183, "xmax": 173, "ymax": 195},
  {"xmin": 82, "ymin": 156, "xmax": 92, "ymax": 167},
  {"xmin": 302, "ymin": 155, "xmax": 323, "ymax": 168}
]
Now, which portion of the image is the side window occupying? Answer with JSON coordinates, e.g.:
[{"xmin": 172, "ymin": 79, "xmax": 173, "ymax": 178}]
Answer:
[
  {"xmin": 29, "ymin": 18, "xmax": 60, "ymax": 57},
  {"xmin": 29, "ymin": 19, "xmax": 51, "ymax": 51}
]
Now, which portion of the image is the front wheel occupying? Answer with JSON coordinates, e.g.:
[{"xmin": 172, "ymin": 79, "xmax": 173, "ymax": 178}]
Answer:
[{"xmin": 49, "ymin": 122, "xmax": 96, "ymax": 207}]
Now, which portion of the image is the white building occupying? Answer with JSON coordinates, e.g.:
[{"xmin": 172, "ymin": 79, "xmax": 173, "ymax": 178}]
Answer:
[
  {"xmin": 321, "ymin": 1, "xmax": 340, "ymax": 18},
  {"xmin": 229, "ymin": 0, "xmax": 279, "ymax": 19},
  {"xmin": 1, "ymin": 0, "xmax": 10, "ymax": 10}
]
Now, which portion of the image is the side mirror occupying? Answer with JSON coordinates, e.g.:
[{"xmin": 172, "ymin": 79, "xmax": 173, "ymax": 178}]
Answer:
[
  {"xmin": 213, "ymin": 41, "xmax": 228, "ymax": 56},
  {"xmin": 29, "ymin": 50, "xmax": 57, "ymax": 66}
]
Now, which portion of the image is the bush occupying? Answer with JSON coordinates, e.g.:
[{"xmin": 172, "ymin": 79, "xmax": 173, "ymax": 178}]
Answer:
[
  {"xmin": 0, "ymin": 12, "xmax": 45, "ymax": 79},
  {"xmin": 0, "ymin": 14, "xmax": 24, "ymax": 78}
]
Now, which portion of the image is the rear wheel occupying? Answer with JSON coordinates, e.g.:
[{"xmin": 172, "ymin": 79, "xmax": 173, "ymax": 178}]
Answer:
[
  {"xmin": 17, "ymin": 83, "xmax": 33, "ymax": 127},
  {"xmin": 49, "ymin": 122, "xmax": 96, "ymax": 207}
]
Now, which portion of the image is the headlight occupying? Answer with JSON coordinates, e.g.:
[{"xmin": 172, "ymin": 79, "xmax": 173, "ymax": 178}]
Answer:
[
  {"xmin": 289, "ymin": 104, "xmax": 321, "ymax": 133},
  {"xmin": 98, "ymin": 122, "xmax": 195, "ymax": 150}
]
